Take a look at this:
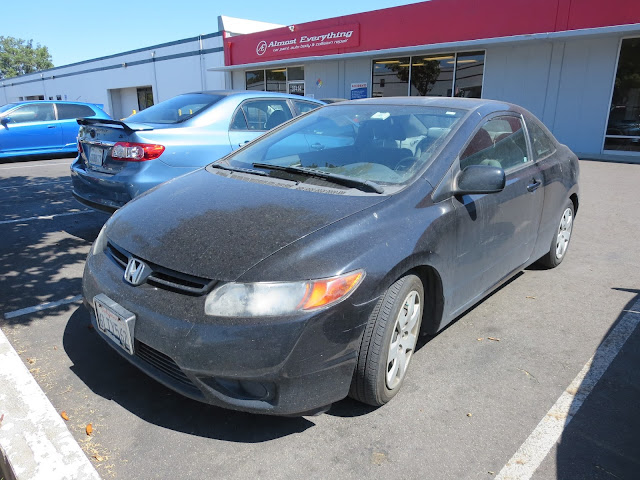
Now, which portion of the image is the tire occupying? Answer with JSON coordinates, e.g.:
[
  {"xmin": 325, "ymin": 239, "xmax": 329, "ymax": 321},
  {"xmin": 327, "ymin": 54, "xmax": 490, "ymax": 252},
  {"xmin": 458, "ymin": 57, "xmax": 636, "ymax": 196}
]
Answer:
[
  {"xmin": 349, "ymin": 274, "xmax": 424, "ymax": 406},
  {"xmin": 537, "ymin": 199, "xmax": 575, "ymax": 269}
]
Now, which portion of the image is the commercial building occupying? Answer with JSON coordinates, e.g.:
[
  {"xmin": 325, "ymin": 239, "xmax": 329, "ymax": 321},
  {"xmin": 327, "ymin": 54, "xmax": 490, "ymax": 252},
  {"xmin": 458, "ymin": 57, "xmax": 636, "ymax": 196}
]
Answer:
[{"xmin": 2, "ymin": 0, "xmax": 639, "ymax": 158}]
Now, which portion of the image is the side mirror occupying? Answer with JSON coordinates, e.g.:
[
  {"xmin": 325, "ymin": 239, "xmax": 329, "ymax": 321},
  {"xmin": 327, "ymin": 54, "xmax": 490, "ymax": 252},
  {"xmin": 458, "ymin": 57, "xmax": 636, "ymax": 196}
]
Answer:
[
  {"xmin": 455, "ymin": 165, "xmax": 506, "ymax": 195},
  {"xmin": 1, "ymin": 117, "xmax": 10, "ymax": 127}
]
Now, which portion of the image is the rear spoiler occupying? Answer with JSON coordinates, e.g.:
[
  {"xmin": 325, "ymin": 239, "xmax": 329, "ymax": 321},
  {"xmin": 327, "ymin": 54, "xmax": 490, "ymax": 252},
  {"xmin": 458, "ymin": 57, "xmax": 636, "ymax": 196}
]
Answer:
[{"xmin": 77, "ymin": 117, "xmax": 153, "ymax": 134}]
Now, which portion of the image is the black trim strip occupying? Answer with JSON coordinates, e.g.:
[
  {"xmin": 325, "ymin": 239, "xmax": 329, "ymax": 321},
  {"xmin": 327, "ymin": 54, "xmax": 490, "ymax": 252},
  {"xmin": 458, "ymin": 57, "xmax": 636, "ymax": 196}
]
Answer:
[{"xmin": 1, "ymin": 46, "xmax": 224, "ymax": 87}]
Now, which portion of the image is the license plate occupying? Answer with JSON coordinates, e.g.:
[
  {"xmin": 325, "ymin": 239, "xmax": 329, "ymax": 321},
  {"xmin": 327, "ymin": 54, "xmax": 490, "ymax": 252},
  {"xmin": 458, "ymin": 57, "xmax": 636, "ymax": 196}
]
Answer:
[
  {"xmin": 93, "ymin": 294, "xmax": 135, "ymax": 355},
  {"xmin": 88, "ymin": 146, "xmax": 104, "ymax": 167}
]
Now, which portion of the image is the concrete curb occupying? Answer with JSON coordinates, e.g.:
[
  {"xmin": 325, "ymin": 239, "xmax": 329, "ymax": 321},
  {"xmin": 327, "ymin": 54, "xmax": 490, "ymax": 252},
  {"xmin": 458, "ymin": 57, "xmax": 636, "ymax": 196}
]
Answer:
[{"xmin": 0, "ymin": 328, "xmax": 101, "ymax": 480}]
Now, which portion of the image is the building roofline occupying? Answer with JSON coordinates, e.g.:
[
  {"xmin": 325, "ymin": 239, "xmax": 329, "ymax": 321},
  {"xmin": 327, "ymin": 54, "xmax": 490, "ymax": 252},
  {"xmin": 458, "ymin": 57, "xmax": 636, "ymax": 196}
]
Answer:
[{"xmin": 209, "ymin": 23, "xmax": 640, "ymax": 72}]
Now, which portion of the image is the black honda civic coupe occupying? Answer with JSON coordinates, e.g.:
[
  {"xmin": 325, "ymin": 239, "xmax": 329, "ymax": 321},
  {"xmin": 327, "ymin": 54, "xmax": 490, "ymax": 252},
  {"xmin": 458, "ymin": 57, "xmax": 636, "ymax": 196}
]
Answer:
[{"xmin": 82, "ymin": 97, "xmax": 579, "ymax": 415}]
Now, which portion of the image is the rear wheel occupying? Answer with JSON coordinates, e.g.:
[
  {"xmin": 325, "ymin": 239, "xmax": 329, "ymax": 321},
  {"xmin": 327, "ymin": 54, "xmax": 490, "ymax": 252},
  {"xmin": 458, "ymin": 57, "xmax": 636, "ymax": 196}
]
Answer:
[
  {"xmin": 538, "ymin": 200, "xmax": 574, "ymax": 268},
  {"xmin": 350, "ymin": 274, "xmax": 424, "ymax": 406}
]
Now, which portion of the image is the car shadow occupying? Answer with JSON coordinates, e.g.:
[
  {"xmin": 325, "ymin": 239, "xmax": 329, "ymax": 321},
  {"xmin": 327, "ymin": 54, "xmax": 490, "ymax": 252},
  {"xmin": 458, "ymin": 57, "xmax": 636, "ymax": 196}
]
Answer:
[
  {"xmin": 62, "ymin": 306, "xmax": 315, "ymax": 441},
  {"xmin": 555, "ymin": 288, "xmax": 640, "ymax": 479}
]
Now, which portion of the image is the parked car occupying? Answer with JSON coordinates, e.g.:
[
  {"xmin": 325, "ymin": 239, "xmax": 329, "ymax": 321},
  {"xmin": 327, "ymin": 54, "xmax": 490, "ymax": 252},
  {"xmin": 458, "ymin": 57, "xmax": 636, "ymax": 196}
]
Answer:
[
  {"xmin": 71, "ymin": 91, "xmax": 324, "ymax": 212},
  {"xmin": 0, "ymin": 101, "xmax": 110, "ymax": 159},
  {"xmin": 83, "ymin": 97, "xmax": 579, "ymax": 416}
]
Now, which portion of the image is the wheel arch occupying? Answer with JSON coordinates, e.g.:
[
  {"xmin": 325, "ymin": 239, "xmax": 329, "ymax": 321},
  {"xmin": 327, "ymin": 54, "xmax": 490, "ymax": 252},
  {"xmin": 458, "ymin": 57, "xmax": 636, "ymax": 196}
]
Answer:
[{"xmin": 379, "ymin": 262, "xmax": 445, "ymax": 336}]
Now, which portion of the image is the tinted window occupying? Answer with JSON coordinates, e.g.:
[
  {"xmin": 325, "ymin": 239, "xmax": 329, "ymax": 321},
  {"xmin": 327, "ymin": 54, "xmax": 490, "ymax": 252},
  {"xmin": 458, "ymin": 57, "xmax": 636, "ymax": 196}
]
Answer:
[
  {"xmin": 126, "ymin": 94, "xmax": 223, "ymax": 124},
  {"xmin": 7, "ymin": 103, "xmax": 55, "ymax": 124},
  {"xmin": 56, "ymin": 103, "xmax": 95, "ymax": 120},
  {"xmin": 527, "ymin": 119, "xmax": 556, "ymax": 160},
  {"xmin": 293, "ymin": 100, "xmax": 321, "ymax": 115},
  {"xmin": 461, "ymin": 116, "xmax": 528, "ymax": 170},
  {"xmin": 230, "ymin": 110, "xmax": 249, "ymax": 130}
]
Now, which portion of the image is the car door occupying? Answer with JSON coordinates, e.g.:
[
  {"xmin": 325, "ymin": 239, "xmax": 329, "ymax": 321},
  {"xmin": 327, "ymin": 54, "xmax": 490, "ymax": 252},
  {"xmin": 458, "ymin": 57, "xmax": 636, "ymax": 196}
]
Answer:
[
  {"xmin": 451, "ymin": 113, "xmax": 544, "ymax": 311},
  {"xmin": 55, "ymin": 103, "xmax": 97, "ymax": 150},
  {"xmin": 228, "ymin": 99, "xmax": 294, "ymax": 151},
  {"xmin": 0, "ymin": 103, "xmax": 60, "ymax": 155}
]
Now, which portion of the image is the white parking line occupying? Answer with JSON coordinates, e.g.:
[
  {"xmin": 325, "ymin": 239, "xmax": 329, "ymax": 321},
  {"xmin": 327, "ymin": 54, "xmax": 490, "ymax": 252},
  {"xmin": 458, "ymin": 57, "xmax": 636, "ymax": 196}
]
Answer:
[
  {"xmin": 0, "ymin": 210, "xmax": 93, "ymax": 226},
  {"xmin": 496, "ymin": 304, "xmax": 640, "ymax": 480},
  {"xmin": 0, "ymin": 161, "xmax": 72, "ymax": 170},
  {"xmin": 0, "ymin": 179, "xmax": 71, "ymax": 191},
  {"xmin": 3, "ymin": 295, "xmax": 83, "ymax": 320}
]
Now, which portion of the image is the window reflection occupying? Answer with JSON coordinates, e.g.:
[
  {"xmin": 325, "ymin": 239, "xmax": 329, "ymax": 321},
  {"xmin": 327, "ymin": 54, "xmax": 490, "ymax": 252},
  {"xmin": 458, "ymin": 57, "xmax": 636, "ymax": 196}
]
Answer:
[
  {"xmin": 372, "ymin": 57, "xmax": 410, "ymax": 97},
  {"xmin": 454, "ymin": 51, "xmax": 484, "ymax": 98},
  {"xmin": 605, "ymin": 38, "xmax": 640, "ymax": 152},
  {"xmin": 411, "ymin": 55, "xmax": 454, "ymax": 96},
  {"xmin": 373, "ymin": 51, "xmax": 485, "ymax": 99}
]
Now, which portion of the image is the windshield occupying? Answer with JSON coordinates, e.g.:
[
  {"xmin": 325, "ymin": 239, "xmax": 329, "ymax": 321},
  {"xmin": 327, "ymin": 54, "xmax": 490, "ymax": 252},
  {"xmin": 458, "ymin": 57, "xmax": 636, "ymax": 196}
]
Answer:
[
  {"xmin": 125, "ymin": 93, "xmax": 224, "ymax": 124},
  {"xmin": 217, "ymin": 104, "xmax": 466, "ymax": 188},
  {"xmin": 0, "ymin": 103, "xmax": 18, "ymax": 116}
]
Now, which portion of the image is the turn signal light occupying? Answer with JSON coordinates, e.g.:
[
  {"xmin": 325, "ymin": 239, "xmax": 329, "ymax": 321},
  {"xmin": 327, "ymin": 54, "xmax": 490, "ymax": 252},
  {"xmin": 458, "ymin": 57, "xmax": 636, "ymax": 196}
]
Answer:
[
  {"xmin": 298, "ymin": 270, "xmax": 365, "ymax": 310},
  {"xmin": 111, "ymin": 142, "xmax": 165, "ymax": 161}
]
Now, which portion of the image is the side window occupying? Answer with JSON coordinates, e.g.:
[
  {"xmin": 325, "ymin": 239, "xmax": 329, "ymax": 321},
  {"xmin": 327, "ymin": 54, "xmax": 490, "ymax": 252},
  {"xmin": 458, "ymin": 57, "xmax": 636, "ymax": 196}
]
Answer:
[
  {"xmin": 239, "ymin": 100, "xmax": 293, "ymax": 131},
  {"xmin": 293, "ymin": 100, "xmax": 321, "ymax": 115},
  {"xmin": 230, "ymin": 109, "xmax": 248, "ymax": 130},
  {"xmin": 460, "ymin": 116, "xmax": 528, "ymax": 171},
  {"xmin": 56, "ymin": 104, "xmax": 95, "ymax": 120},
  {"xmin": 8, "ymin": 103, "xmax": 55, "ymax": 124},
  {"xmin": 527, "ymin": 119, "xmax": 556, "ymax": 160}
]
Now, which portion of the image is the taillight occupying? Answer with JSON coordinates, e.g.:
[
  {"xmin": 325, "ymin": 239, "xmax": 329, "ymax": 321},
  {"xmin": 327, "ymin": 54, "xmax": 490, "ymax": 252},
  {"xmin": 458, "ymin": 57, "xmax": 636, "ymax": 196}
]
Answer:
[
  {"xmin": 77, "ymin": 140, "xmax": 83, "ymax": 154},
  {"xmin": 111, "ymin": 142, "xmax": 165, "ymax": 161}
]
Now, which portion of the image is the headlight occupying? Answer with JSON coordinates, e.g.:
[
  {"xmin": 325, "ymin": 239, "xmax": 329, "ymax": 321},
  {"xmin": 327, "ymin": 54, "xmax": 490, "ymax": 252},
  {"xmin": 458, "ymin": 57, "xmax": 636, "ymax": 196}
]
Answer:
[
  {"xmin": 92, "ymin": 223, "xmax": 108, "ymax": 255},
  {"xmin": 205, "ymin": 270, "xmax": 365, "ymax": 317}
]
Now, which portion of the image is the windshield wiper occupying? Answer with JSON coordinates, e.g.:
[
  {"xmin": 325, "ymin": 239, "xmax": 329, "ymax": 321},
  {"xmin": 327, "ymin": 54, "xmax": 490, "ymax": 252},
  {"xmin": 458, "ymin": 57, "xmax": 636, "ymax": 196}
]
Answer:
[
  {"xmin": 252, "ymin": 163, "xmax": 384, "ymax": 194},
  {"xmin": 210, "ymin": 163, "xmax": 268, "ymax": 176}
]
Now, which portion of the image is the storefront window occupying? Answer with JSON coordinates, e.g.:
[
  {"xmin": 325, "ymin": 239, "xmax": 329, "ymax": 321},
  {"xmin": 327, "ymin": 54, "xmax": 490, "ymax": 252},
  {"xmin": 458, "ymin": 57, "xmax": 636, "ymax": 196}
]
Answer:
[
  {"xmin": 454, "ymin": 51, "xmax": 484, "ymax": 98},
  {"xmin": 411, "ymin": 55, "xmax": 454, "ymax": 96},
  {"xmin": 372, "ymin": 57, "xmax": 410, "ymax": 97},
  {"xmin": 287, "ymin": 66, "xmax": 304, "ymax": 81},
  {"xmin": 266, "ymin": 68, "xmax": 287, "ymax": 93},
  {"xmin": 245, "ymin": 67, "xmax": 305, "ymax": 94},
  {"xmin": 605, "ymin": 38, "xmax": 640, "ymax": 153},
  {"xmin": 374, "ymin": 51, "xmax": 485, "ymax": 98},
  {"xmin": 246, "ymin": 70, "xmax": 265, "ymax": 91}
]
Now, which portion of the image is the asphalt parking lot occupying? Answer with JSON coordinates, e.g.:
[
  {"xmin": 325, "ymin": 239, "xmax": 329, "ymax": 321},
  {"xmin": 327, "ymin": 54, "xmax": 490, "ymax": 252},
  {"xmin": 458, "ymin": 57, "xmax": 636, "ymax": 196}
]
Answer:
[{"xmin": 1, "ymin": 156, "xmax": 639, "ymax": 480}]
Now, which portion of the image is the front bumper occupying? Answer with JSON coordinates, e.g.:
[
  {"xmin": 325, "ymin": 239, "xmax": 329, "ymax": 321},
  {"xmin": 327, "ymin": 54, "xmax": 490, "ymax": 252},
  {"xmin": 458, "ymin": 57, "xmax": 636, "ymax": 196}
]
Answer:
[{"xmin": 82, "ymin": 248, "xmax": 374, "ymax": 416}]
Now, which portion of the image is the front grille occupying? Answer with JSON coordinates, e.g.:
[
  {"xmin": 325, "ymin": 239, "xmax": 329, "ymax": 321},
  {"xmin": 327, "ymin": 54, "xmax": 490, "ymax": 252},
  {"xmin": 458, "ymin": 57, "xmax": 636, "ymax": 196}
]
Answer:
[
  {"xmin": 135, "ymin": 340, "xmax": 199, "ymax": 392},
  {"xmin": 106, "ymin": 241, "xmax": 215, "ymax": 296}
]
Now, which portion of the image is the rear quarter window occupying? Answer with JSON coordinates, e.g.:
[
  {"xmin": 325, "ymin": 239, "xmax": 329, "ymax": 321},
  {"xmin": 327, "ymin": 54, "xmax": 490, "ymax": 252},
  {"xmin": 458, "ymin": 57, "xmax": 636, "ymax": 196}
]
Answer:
[
  {"xmin": 527, "ymin": 119, "xmax": 556, "ymax": 160},
  {"xmin": 56, "ymin": 104, "xmax": 96, "ymax": 120}
]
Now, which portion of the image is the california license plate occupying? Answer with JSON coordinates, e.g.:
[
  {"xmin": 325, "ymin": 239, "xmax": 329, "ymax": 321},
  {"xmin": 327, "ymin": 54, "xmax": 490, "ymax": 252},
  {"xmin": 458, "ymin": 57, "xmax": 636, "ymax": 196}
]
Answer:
[
  {"xmin": 88, "ymin": 146, "xmax": 104, "ymax": 167},
  {"xmin": 94, "ymin": 294, "xmax": 135, "ymax": 355}
]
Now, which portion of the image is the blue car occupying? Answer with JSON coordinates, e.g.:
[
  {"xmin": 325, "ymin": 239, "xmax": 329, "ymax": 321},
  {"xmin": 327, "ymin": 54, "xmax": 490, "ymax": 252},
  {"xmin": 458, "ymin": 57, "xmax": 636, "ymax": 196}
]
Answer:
[
  {"xmin": 71, "ymin": 91, "xmax": 324, "ymax": 213},
  {"xmin": 0, "ymin": 101, "xmax": 110, "ymax": 159}
]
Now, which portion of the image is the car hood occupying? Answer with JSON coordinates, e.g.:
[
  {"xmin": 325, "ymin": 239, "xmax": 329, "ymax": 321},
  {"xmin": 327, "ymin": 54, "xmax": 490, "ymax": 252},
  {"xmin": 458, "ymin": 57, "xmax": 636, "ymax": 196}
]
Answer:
[{"xmin": 106, "ymin": 168, "xmax": 388, "ymax": 281}]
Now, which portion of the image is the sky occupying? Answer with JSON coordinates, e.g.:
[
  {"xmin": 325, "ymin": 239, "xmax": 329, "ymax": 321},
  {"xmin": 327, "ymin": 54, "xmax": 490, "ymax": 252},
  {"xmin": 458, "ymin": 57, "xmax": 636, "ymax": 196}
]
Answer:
[{"xmin": 1, "ymin": 0, "xmax": 423, "ymax": 68}]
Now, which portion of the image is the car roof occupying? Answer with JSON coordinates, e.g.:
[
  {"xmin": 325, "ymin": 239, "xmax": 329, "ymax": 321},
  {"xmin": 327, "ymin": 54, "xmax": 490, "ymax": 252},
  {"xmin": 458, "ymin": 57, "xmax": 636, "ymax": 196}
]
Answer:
[
  {"xmin": 182, "ymin": 90, "xmax": 325, "ymax": 103},
  {"xmin": 2, "ymin": 100, "xmax": 100, "ymax": 107},
  {"xmin": 346, "ymin": 96, "xmax": 511, "ymax": 109}
]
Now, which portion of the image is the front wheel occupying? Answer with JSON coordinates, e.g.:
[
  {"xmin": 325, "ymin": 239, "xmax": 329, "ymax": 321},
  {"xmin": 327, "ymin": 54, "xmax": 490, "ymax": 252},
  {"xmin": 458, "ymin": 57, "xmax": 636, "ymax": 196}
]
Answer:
[
  {"xmin": 349, "ymin": 274, "xmax": 424, "ymax": 406},
  {"xmin": 538, "ymin": 200, "xmax": 574, "ymax": 268}
]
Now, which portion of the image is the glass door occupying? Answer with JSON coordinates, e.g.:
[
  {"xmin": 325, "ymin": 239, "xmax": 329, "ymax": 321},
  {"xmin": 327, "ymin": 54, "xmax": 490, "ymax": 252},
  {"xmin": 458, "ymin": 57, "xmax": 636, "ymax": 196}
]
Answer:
[
  {"xmin": 605, "ymin": 38, "xmax": 640, "ymax": 154},
  {"xmin": 288, "ymin": 81, "xmax": 304, "ymax": 96}
]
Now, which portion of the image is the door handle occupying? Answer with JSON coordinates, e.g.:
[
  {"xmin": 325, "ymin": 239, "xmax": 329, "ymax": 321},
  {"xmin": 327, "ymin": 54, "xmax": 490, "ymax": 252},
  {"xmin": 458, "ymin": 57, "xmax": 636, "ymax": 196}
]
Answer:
[
  {"xmin": 47, "ymin": 125, "xmax": 56, "ymax": 129},
  {"xmin": 311, "ymin": 143, "xmax": 325, "ymax": 150},
  {"xmin": 238, "ymin": 140, "xmax": 250, "ymax": 147},
  {"xmin": 527, "ymin": 179, "xmax": 542, "ymax": 192}
]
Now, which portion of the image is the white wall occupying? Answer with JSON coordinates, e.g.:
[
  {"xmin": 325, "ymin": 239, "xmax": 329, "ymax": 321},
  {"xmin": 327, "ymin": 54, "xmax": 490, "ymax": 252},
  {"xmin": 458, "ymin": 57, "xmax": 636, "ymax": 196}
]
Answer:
[
  {"xmin": 0, "ymin": 34, "xmax": 228, "ymax": 117},
  {"xmin": 483, "ymin": 36, "xmax": 621, "ymax": 154}
]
